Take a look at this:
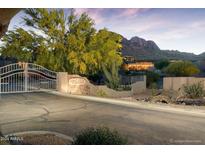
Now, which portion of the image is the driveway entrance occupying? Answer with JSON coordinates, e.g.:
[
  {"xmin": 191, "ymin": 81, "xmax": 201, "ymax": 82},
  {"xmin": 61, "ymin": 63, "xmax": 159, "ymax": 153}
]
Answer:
[{"xmin": 0, "ymin": 92, "xmax": 205, "ymax": 144}]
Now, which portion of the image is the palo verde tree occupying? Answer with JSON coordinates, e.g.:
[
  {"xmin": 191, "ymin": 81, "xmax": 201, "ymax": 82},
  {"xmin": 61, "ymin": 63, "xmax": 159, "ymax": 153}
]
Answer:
[
  {"xmin": 88, "ymin": 29, "xmax": 123, "ymax": 87},
  {"xmin": 0, "ymin": 28, "xmax": 39, "ymax": 62},
  {"xmin": 0, "ymin": 9, "xmax": 123, "ymax": 80}
]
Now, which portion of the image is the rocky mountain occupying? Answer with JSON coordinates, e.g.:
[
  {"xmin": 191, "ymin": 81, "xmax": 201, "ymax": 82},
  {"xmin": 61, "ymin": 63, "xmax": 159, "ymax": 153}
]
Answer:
[
  {"xmin": 121, "ymin": 36, "xmax": 203, "ymax": 61},
  {"xmin": 198, "ymin": 52, "xmax": 205, "ymax": 59},
  {"xmin": 129, "ymin": 36, "xmax": 160, "ymax": 51}
]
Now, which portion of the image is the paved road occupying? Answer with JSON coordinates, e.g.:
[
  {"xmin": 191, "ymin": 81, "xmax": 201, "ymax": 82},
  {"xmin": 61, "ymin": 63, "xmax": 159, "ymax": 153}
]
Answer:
[{"xmin": 0, "ymin": 92, "xmax": 205, "ymax": 144}]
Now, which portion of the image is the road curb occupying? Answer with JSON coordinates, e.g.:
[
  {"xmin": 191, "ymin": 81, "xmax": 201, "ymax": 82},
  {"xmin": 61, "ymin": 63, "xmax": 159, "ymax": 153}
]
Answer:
[{"xmin": 47, "ymin": 91, "xmax": 205, "ymax": 117}]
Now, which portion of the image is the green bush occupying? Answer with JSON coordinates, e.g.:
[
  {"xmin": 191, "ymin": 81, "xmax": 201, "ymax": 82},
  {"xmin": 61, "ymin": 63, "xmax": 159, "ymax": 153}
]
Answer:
[
  {"xmin": 72, "ymin": 127, "xmax": 128, "ymax": 145},
  {"xmin": 165, "ymin": 61, "xmax": 200, "ymax": 77},
  {"xmin": 183, "ymin": 82, "xmax": 204, "ymax": 99}
]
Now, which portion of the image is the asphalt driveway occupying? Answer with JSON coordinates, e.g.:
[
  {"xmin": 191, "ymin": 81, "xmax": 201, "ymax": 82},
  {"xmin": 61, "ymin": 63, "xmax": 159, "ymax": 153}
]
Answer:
[{"xmin": 0, "ymin": 92, "xmax": 205, "ymax": 144}]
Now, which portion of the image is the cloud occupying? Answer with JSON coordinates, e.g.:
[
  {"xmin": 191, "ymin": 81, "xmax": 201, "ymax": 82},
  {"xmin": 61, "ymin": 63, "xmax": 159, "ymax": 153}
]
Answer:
[
  {"xmin": 119, "ymin": 8, "xmax": 150, "ymax": 17},
  {"xmin": 74, "ymin": 8, "xmax": 105, "ymax": 24},
  {"xmin": 98, "ymin": 12, "xmax": 167, "ymax": 39},
  {"xmin": 145, "ymin": 20, "xmax": 205, "ymax": 41},
  {"xmin": 74, "ymin": 8, "xmax": 150, "ymax": 24}
]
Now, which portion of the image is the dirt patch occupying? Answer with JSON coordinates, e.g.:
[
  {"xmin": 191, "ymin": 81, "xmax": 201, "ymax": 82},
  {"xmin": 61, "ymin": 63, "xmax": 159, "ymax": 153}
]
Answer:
[
  {"xmin": 133, "ymin": 89, "xmax": 153, "ymax": 101},
  {"xmin": 9, "ymin": 134, "xmax": 72, "ymax": 145},
  {"xmin": 131, "ymin": 89, "xmax": 205, "ymax": 106}
]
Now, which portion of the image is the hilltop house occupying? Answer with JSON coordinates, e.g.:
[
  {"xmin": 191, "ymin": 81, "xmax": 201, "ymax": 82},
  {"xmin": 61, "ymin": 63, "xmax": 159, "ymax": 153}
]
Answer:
[{"xmin": 122, "ymin": 55, "xmax": 154, "ymax": 71}]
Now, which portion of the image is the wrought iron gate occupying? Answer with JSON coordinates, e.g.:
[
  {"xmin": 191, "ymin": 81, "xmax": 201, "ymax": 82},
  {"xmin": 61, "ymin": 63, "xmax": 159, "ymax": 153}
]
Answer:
[{"xmin": 0, "ymin": 62, "xmax": 57, "ymax": 93}]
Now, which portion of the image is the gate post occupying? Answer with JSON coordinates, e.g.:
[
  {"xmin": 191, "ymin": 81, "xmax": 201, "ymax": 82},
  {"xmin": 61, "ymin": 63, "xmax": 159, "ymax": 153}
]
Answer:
[
  {"xmin": 24, "ymin": 63, "xmax": 28, "ymax": 92},
  {"xmin": 57, "ymin": 72, "xmax": 68, "ymax": 93}
]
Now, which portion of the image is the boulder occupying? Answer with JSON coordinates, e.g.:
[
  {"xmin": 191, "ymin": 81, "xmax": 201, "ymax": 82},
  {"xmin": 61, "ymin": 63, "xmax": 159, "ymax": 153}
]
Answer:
[{"xmin": 151, "ymin": 95, "xmax": 173, "ymax": 104}]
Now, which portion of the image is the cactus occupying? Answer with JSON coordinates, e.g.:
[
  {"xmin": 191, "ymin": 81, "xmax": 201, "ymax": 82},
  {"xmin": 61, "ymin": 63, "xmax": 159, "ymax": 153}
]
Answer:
[
  {"xmin": 102, "ymin": 62, "xmax": 120, "ymax": 90},
  {"xmin": 183, "ymin": 82, "xmax": 204, "ymax": 99}
]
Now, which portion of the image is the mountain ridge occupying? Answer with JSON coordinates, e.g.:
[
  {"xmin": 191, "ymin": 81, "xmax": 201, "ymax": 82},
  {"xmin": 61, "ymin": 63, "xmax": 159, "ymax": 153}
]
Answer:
[{"xmin": 121, "ymin": 35, "xmax": 205, "ymax": 61}]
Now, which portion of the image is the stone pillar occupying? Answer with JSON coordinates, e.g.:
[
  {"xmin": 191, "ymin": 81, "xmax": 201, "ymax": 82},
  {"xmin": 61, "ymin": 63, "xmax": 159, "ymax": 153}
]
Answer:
[
  {"xmin": 144, "ymin": 75, "xmax": 147, "ymax": 88},
  {"xmin": 57, "ymin": 72, "xmax": 68, "ymax": 93}
]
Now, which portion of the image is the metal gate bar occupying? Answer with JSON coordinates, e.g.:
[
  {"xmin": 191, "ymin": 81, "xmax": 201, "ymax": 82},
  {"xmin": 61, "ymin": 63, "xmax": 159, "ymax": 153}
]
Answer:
[{"xmin": 0, "ymin": 62, "xmax": 57, "ymax": 93}]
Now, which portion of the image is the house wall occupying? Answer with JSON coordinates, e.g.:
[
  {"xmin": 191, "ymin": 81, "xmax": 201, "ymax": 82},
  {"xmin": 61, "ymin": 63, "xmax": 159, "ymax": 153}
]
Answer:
[{"xmin": 163, "ymin": 77, "xmax": 205, "ymax": 91}]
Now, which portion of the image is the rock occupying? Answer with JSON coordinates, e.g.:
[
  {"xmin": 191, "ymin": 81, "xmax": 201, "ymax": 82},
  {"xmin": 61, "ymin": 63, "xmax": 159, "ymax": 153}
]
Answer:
[
  {"xmin": 129, "ymin": 36, "xmax": 160, "ymax": 51},
  {"xmin": 151, "ymin": 95, "xmax": 173, "ymax": 104},
  {"xmin": 144, "ymin": 98, "xmax": 150, "ymax": 102},
  {"xmin": 176, "ymin": 98, "xmax": 205, "ymax": 106},
  {"xmin": 136, "ymin": 97, "xmax": 150, "ymax": 102}
]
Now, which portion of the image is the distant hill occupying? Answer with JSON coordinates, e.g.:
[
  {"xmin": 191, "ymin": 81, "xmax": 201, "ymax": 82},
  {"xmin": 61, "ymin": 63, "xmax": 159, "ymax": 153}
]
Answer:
[
  {"xmin": 121, "ymin": 36, "xmax": 204, "ymax": 61},
  {"xmin": 198, "ymin": 52, "xmax": 205, "ymax": 59}
]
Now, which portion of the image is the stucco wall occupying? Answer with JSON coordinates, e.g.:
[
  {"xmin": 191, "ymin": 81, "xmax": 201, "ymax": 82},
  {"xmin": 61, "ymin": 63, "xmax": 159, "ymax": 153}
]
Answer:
[
  {"xmin": 57, "ymin": 73, "xmax": 146, "ymax": 97},
  {"xmin": 163, "ymin": 77, "xmax": 205, "ymax": 91},
  {"xmin": 131, "ymin": 75, "xmax": 147, "ymax": 94},
  {"xmin": 58, "ymin": 74, "xmax": 91, "ymax": 95}
]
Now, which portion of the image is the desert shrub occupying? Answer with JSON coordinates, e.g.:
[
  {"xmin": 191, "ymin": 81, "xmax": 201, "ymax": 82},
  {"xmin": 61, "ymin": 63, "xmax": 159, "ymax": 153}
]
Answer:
[
  {"xmin": 151, "ymin": 82, "xmax": 158, "ymax": 96},
  {"xmin": 183, "ymin": 82, "xmax": 204, "ymax": 99},
  {"xmin": 72, "ymin": 127, "xmax": 128, "ymax": 145},
  {"xmin": 165, "ymin": 61, "xmax": 200, "ymax": 77},
  {"xmin": 96, "ymin": 89, "xmax": 107, "ymax": 97}
]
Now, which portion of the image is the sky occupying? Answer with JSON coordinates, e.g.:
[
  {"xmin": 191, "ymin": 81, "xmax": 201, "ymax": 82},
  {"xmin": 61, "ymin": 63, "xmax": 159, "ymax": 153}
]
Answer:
[{"xmin": 8, "ymin": 8, "xmax": 205, "ymax": 54}]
